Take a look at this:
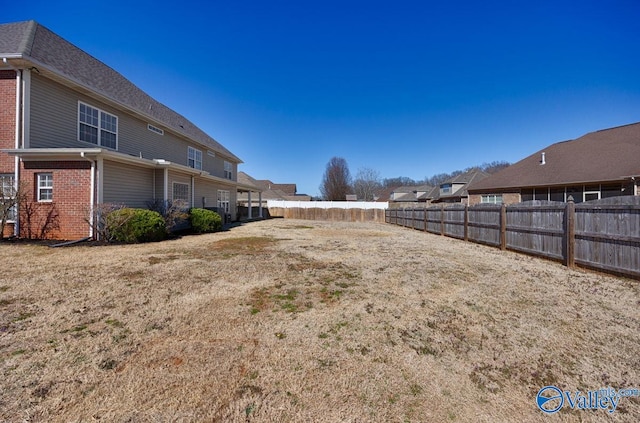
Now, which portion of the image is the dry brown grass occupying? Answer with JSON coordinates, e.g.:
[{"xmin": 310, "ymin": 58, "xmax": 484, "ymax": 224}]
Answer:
[{"xmin": 0, "ymin": 219, "xmax": 638, "ymax": 422}]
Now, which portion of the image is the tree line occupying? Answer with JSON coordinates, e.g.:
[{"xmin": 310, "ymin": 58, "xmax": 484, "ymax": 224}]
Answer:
[{"xmin": 319, "ymin": 157, "xmax": 510, "ymax": 201}]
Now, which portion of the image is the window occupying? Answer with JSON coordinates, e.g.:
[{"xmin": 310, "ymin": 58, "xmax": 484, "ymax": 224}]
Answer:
[
  {"xmin": 188, "ymin": 147, "xmax": 202, "ymax": 170},
  {"xmin": 224, "ymin": 161, "xmax": 233, "ymax": 180},
  {"xmin": 0, "ymin": 174, "xmax": 14, "ymax": 196},
  {"xmin": 37, "ymin": 173, "xmax": 53, "ymax": 202},
  {"xmin": 549, "ymin": 188, "xmax": 565, "ymax": 202},
  {"xmin": 481, "ymin": 194, "xmax": 503, "ymax": 204},
  {"xmin": 78, "ymin": 102, "xmax": 118, "ymax": 149},
  {"xmin": 217, "ymin": 190, "xmax": 230, "ymax": 213},
  {"xmin": 173, "ymin": 182, "xmax": 190, "ymax": 205},
  {"xmin": 440, "ymin": 184, "xmax": 452, "ymax": 194},
  {"xmin": 0, "ymin": 174, "xmax": 16, "ymax": 221}
]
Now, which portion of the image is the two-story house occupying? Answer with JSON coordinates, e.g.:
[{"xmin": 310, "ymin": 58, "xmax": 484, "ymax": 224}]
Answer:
[
  {"xmin": 0, "ymin": 20, "xmax": 257, "ymax": 240},
  {"xmin": 431, "ymin": 169, "xmax": 489, "ymax": 204}
]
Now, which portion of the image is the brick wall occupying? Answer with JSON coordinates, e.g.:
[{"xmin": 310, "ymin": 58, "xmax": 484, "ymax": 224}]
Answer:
[
  {"xmin": 20, "ymin": 161, "xmax": 92, "ymax": 240},
  {"xmin": 0, "ymin": 70, "xmax": 16, "ymax": 174}
]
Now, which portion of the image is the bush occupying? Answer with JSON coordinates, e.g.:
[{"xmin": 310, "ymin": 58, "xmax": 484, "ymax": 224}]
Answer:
[
  {"xmin": 146, "ymin": 199, "xmax": 189, "ymax": 232},
  {"xmin": 107, "ymin": 208, "xmax": 167, "ymax": 243},
  {"xmin": 190, "ymin": 208, "xmax": 222, "ymax": 233}
]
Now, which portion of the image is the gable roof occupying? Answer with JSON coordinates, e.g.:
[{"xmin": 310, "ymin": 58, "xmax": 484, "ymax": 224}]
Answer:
[
  {"xmin": 469, "ymin": 122, "xmax": 640, "ymax": 192},
  {"xmin": 0, "ymin": 20, "xmax": 241, "ymax": 163},
  {"xmin": 437, "ymin": 169, "xmax": 490, "ymax": 199},
  {"xmin": 253, "ymin": 180, "xmax": 297, "ymax": 196}
]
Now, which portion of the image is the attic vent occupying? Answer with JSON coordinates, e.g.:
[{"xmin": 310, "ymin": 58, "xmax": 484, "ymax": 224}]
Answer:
[
  {"xmin": 147, "ymin": 124, "xmax": 164, "ymax": 135},
  {"xmin": 207, "ymin": 150, "xmax": 216, "ymax": 157}
]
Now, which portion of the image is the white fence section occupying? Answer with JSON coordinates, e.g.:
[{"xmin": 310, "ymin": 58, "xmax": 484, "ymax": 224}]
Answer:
[{"xmin": 267, "ymin": 200, "xmax": 388, "ymax": 210}]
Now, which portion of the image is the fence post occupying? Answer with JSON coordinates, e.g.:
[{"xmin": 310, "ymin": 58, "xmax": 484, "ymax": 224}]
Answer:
[
  {"xmin": 464, "ymin": 205, "xmax": 468, "ymax": 242},
  {"xmin": 565, "ymin": 197, "xmax": 575, "ymax": 269},
  {"xmin": 411, "ymin": 207, "xmax": 415, "ymax": 229},
  {"xmin": 440, "ymin": 204, "xmax": 445, "ymax": 236},
  {"xmin": 500, "ymin": 204, "xmax": 507, "ymax": 250},
  {"xmin": 423, "ymin": 206, "xmax": 427, "ymax": 232}
]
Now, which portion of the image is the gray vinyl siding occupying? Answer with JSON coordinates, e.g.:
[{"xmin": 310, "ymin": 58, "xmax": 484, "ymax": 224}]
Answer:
[
  {"xmin": 194, "ymin": 181, "xmax": 219, "ymax": 210},
  {"xmin": 102, "ymin": 160, "xmax": 155, "ymax": 208},
  {"xmin": 29, "ymin": 74, "xmax": 239, "ymax": 177},
  {"xmin": 153, "ymin": 169, "xmax": 165, "ymax": 200},
  {"xmin": 30, "ymin": 74, "xmax": 78, "ymax": 147}
]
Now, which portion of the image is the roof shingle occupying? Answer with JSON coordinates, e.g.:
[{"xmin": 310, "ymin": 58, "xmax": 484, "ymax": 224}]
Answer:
[{"xmin": 469, "ymin": 123, "xmax": 640, "ymax": 192}]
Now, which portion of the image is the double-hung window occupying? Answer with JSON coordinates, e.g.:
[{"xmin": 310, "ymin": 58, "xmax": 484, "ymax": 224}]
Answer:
[
  {"xmin": 78, "ymin": 102, "xmax": 118, "ymax": 149},
  {"xmin": 224, "ymin": 161, "xmax": 233, "ymax": 179},
  {"xmin": 188, "ymin": 147, "xmax": 202, "ymax": 170},
  {"xmin": 37, "ymin": 173, "xmax": 53, "ymax": 202},
  {"xmin": 0, "ymin": 174, "xmax": 16, "ymax": 221}
]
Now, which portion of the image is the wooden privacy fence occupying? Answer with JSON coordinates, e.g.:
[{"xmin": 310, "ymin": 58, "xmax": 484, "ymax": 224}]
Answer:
[
  {"xmin": 269, "ymin": 207, "xmax": 386, "ymax": 223},
  {"xmin": 386, "ymin": 197, "xmax": 640, "ymax": 279}
]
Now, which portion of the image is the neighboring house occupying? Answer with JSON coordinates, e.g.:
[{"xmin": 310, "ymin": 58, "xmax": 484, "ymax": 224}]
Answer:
[
  {"xmin": 414, "ymin": 184, "xmax": 436, "ymax": 203},
  {"xmin": 467, "ymin": 123, "xmax": 640, "ymax": 205},
  {"xmin": 388, "ymin": 184, "xmax": 435, "ymax": 208},
  {"xmin": 0, "ymin": 20, "xmax": 259, "ymax": 239},
  {"xmin": 236, "ymin": 172, "xmax": 311, "ymax": 206},
  {"xmin": 431, "ymin": 169, "xmax": 489, "ymax": 204},
  {"xmin": 389, "ymin": 186, "xmax": 418, "ymax": 203}
]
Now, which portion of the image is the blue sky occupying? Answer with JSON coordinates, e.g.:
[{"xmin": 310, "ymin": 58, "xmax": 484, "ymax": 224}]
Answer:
[{"xmin": 5, "ymin": 0, "xmax": 640, "ymax": 196}]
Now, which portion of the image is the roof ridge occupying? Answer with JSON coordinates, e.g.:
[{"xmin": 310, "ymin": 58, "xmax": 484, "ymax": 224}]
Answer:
[{"xmin": 593, "ymin": 121, "xmax": 640, "ymax": 133}]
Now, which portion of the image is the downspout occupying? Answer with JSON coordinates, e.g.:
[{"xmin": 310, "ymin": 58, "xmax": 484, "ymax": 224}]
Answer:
[
  {"xmin": 80, "ymin": 152, "xmax": 96, "ymax": 238},
  {"xmin": 3, "ymin": 58, "xmax": 22, "ymax": 237}
]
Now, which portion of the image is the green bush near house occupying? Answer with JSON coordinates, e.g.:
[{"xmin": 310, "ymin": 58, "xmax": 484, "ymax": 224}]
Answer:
[
  {"xmin": 107, "ymin": 208, "xmax": 167, "ymax": 243},
  {"xmin": 190, "ymin": 208, "xmax": 222, "ymax": 233}
]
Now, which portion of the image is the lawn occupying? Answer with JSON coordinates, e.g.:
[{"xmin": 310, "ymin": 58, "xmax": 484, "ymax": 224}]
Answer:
[{"xmin": 0, "ymin": 219, "xmax": 638, "ymax": 422}]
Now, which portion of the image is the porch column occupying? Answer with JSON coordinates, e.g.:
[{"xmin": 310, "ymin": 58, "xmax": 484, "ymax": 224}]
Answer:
[
  {"xmin": 258, "ymin": 192, "xmax": 263, "ymax": 218},
  {"xmin": 248, "ymin": 191, "xmax": 252, "ymax": 219},
  {"xmin": 163, "ymin": 168, "xmax": 169, "ymax": 202}
]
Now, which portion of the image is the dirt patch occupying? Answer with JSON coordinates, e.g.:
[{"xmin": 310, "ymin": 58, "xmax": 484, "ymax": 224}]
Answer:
[{"xmin": 0, "ymin": 219, "xmax": 637, "ymax": 422}]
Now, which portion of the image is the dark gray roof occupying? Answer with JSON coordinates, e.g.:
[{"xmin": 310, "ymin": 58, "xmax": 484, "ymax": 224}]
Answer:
[{"xmin": 0, "ymin": 20, "xmax": 241, "ymax": 162}]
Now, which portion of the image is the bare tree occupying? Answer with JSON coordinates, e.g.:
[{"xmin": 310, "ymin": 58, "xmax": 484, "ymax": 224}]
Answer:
[
  {"xmin": 353, "ymin": 167, "xmax": 381, "ymax": 201},
  {"xmin": 84, "ymin": 203, "xmax": 127, "ymax": 241},
  {"xmin": 319, "ymin": 157, "xmax": 352, "ymax": 201}
]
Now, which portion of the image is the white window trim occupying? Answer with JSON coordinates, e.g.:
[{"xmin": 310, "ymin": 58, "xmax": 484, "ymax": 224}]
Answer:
[
  {"xmin": 37, "ymin": 173, "xmax": 53, "ymax": 202},
  {"xmin": 481, "ymin": 194, "xmax": 503, "ymax": 204},
  {"xmin": 188, "ymin": 146, "xmax": 203, "ymax": 170},
  {"xmin": 78, "ymin": 101, "xmax": 118, "ymax": 149},
  {"xmin": 0, "ymin": 174, "xmax": 16, "ymax": 222},
  {"xmin": 217, "ymin": 189, "xmax": 230, "ymax": 213}
]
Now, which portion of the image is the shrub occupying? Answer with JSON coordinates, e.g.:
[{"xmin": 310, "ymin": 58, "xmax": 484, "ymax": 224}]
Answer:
[
  {"xmin": 146, "ymin": 199, "xmax": 189, "ymax": 232},
  {"xmin": 107, "ymin": 208, "xmax": 167, "ymax": 243},
  {"xmin": 190, "ymin": 208, "xmax": 222, "ymax": 233}
]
